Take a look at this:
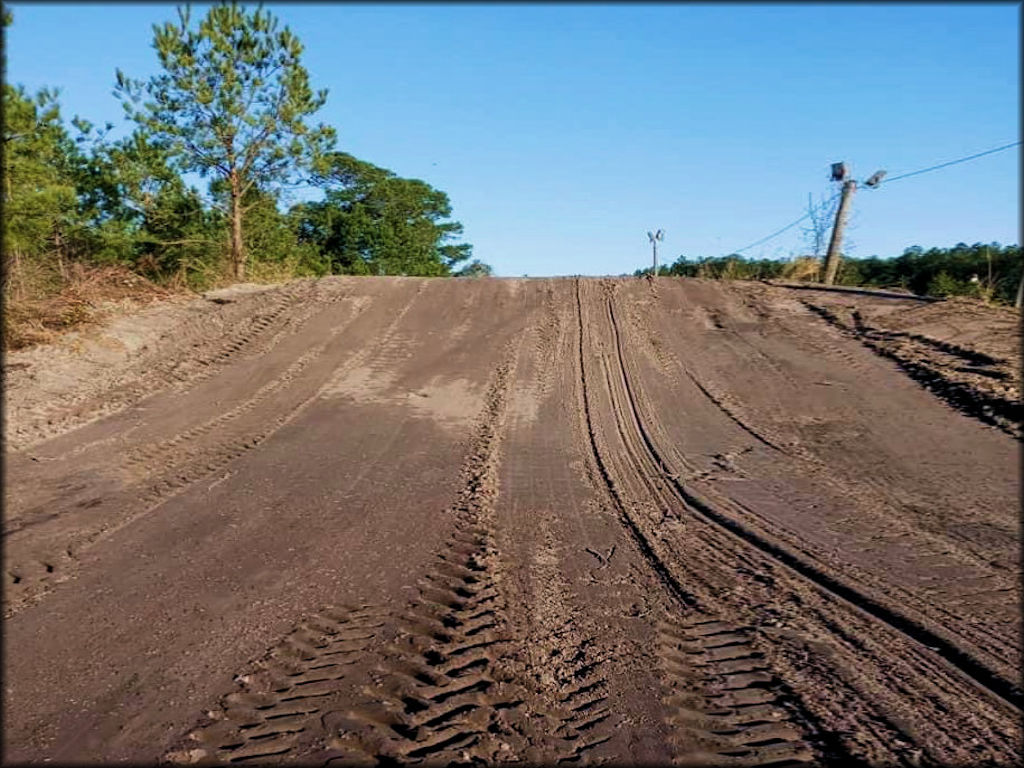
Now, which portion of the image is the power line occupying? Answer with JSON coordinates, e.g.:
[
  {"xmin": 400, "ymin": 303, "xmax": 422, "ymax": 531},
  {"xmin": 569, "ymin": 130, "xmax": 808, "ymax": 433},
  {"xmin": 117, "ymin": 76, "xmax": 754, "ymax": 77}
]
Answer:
[
  {"xmin": 726, "ymin": 139, "xmax": 1020, "ymax": 257},
  {"xmin": 730, "ymin": 192, "xmax": 840, "ymax": 255},
  {"xmin": 880, "ymin": 140, "xmax": 1021, "ymax": 185}
]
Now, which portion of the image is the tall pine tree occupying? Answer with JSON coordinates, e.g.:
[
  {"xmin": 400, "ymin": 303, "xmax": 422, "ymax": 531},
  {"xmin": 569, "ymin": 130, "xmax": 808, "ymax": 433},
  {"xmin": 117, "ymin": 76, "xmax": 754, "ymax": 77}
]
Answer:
[{"xmin": 116, "ymin": 2, "xmax": 335, "ymax": 279}]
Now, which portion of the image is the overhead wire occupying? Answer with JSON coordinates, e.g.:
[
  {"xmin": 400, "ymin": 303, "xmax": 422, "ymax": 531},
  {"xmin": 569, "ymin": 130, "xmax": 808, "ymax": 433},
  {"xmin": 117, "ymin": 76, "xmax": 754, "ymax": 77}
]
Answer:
[
  {"xmin": 724, "ymin": 139, "xmax": 1020, "ymax": 256},
  {"xmin": 878, "ymin": 139, "xmax": 1021, "ymax": 185},
  {"xmin": 730, "ymin": 192, "xmax": 839, "ymax": 255}
]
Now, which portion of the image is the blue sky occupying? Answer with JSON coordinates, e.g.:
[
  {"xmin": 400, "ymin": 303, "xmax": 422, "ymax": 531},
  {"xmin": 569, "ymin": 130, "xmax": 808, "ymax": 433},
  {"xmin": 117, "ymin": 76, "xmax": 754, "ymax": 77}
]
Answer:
[{"xmin": 6, "ymin": 2, "xmax": 1020, "ymax": 276}]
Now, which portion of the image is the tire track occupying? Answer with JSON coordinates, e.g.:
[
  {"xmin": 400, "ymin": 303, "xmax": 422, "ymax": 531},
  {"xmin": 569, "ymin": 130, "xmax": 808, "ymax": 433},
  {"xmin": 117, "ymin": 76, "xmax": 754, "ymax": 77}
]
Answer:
[
  {"xmin": 532, "ymin": 282, "xmax": 565, "ymax": 400},
  {"xmin": 657, "ymin": 615, "xmax": 820, "ymax": 767},
  {"xmin": 3, "ymin": 285, "xmax": 427, "ymax": 618},
  {"xmin": 575, "ymin": 278, "xmax": 1020, "ymax": 762},
  {"xmin": 573, "ymin": 279, "xmax": 828, "ymax": 763},
  {"xmin": 333, "ymin": 527, "xmax": 611, "ymax": 765},
  {"xmin": 332, "ymin": 521, "xmax": 543, "ymax": 765},
  {"xmin": 169, "ymin": 336, "xmax": 596, "ymax": 765},
  {"xmin": 332, "ymin": 337, "xmax": 608, "ymax": 764},
  {"xmin": 134, "ymin": 284, "xmax": 423, "ymax": 511},
  {"xmin": 625, "ymin": 283, "xmax": 1020, "ymax": 675},
  {"xmin": 801, "ymin": 300, "xmax": 1020, "ymax": 438},
  {"xmin": 170, "ymin": 282, "xmax": 316, "ymax": 383},
  {"xmin": 9, "ymin": 281, "xmax": 323, "ymax": 453},
  {"xmin": 598, "ymin": 283, "xmax": 1022, "ymax": 714},
  {"xmin": 625, "ymin": 287, "xmax": 804, "ymax": 461},
  {"xmin": 494, "ymin": 304, "xmax": 623, "ymax": 764},
  {"xmin": 166, "ymin": 333, "xmax": 518, "ymax": 764},
  {"xmin": 573, "ymin": 280, "xmax": 701, "ymax": 610},
  {"xmin": 544, "ymin": 633, "xmax": 616, "ymax": 764},
  {"xmin": 4, "ymin": 296, "xmax": 368, "ymax": 540},
  {"xmin": 122, "ymin": 296, "xmax": 368, "ymax": 476},
  {"xmin": 166, "ymin": 605, "xmax": 388, "ymax": 765}
]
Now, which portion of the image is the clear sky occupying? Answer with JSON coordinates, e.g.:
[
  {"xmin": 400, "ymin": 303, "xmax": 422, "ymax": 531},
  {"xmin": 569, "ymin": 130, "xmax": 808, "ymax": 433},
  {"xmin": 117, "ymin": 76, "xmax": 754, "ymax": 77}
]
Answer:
[{"xmin": 6, "ymin": 2, "xmax": 1020, "ymax": 276}]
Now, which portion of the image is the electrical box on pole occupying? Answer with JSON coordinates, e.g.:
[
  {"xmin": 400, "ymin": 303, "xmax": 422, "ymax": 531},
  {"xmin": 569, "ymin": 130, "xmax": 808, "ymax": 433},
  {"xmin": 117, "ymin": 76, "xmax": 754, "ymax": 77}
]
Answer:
[{"xmin": 822, "ymin": 162, "xmax": 885, "ymax": 285}]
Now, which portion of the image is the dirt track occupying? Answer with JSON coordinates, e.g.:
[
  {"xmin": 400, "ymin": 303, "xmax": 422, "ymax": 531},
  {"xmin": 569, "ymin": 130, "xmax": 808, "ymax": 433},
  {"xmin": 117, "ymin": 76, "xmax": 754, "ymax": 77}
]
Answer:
[{"xmin": 3, "ymin": 276, "xmax": 1020, "ymax": 765}]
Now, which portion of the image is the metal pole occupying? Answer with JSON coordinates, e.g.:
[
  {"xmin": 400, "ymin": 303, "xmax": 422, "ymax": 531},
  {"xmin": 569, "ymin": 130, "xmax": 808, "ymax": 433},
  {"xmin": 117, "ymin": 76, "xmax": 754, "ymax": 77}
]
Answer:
[{"xmin": 648, "ymin": 229, "xmax": 664, "ymax": 277}]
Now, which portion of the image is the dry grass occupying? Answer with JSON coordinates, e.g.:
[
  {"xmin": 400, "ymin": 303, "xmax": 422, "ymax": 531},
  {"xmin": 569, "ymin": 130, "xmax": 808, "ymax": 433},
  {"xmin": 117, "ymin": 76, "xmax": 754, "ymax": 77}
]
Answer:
[
  {"xmin": 3, "ymin": 264, "xmax": 181, "ymax": 351},
  {"xmin": 245, "ymin": 256, "xmax": 309, "ymax": 285},
  {"xmin": 780, "ymin": 256, "xmax": 821, "ymax": 281}
]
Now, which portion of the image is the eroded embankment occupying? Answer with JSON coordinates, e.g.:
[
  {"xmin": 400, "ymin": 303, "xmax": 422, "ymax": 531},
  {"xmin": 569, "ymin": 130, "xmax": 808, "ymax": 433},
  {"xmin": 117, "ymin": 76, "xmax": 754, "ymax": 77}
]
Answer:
[{"xmin": 799, "ymin": 296, "xmax": 1020, "ymax": 438}]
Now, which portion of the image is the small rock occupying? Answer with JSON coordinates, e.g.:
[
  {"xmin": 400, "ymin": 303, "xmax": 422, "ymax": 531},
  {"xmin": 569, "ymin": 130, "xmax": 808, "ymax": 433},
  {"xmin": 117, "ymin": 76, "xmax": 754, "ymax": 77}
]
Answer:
[{"xmin": 165, "ymin": 748, "xmax": 208, "ymax": 764}]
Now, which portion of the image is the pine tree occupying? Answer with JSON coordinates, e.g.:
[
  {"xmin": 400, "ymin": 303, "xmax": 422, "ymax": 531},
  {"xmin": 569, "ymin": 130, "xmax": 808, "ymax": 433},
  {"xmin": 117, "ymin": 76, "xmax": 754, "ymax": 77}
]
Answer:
[
  {"xmin": 116, "ymin": 2, "xmax": 335, "ymax": 280},
  {"xmin": 2, "ymin": 84, "xmax": 81, "ymax": 297}
]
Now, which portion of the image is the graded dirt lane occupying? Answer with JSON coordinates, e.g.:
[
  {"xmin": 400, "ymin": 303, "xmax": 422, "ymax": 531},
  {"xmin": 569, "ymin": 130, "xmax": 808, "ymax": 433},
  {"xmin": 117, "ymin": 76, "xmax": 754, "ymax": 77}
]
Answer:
[{"xmin": 3, "ymin": 276, "xmax": 1019, "ymax": 765}]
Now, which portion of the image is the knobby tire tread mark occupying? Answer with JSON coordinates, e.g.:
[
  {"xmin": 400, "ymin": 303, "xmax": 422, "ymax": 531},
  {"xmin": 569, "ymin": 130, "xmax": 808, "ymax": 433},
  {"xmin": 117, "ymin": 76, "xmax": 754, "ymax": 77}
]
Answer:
[
  {"xmin": 658, "ymin": 615, "xmax": 824, "ymax": 767},
  {"xmin": 600, "ymin": 285, "xmax": 1022, "ymax": 713},
  {"xmin": 171, "ymin": 331, "xmax": 601, "ymax": 765},
  {"xmin": 165, "ymin": 606, "xmax": 388, "ymax": 765},
  {"xmin": 573, "ymin": 279, "xmax": 829, "ymax": 763}
]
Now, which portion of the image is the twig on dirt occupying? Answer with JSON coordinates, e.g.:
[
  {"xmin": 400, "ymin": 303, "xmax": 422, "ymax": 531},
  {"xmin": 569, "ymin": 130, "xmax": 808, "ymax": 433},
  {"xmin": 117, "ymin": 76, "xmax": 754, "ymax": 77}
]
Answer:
[{"xmin": 584, "ymin": 544, "xmax": 617, "ymax": 569}]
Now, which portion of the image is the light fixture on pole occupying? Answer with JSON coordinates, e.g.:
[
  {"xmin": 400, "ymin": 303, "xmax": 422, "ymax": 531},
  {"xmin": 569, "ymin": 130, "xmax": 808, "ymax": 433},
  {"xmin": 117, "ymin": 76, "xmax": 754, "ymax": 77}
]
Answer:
[
  {"xmin": 648, "ymin": 229, "xmax": 664, "ymax": 276},
  {"xmin": 864, "ymin": 169, "xmax": 887, "ymax": 188},
  {"xmin": 823, "ymin": 163, "xmax": 887, "ymax": 285}
]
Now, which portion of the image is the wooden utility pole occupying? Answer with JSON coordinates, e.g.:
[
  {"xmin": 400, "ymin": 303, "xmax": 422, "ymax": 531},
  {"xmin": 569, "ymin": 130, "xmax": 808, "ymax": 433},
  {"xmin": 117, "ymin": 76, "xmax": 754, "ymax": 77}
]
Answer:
[{"xmin": 823, "ymin": 179, "xmax": 856, "ymax": 285}]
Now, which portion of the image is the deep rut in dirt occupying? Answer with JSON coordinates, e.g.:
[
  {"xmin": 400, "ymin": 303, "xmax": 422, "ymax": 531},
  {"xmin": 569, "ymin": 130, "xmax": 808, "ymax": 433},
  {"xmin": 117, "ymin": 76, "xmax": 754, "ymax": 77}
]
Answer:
[
  {"xmin": 599, "ymin": 282, "xmax": 1021, "ymax": 713},
  {"xmin": 573, "ymin": 278, "xmax": 1020, "ymax": 764},
  {"xmin": 800, "ymin": 299, "xmax": 1020, "ymax": 439}
]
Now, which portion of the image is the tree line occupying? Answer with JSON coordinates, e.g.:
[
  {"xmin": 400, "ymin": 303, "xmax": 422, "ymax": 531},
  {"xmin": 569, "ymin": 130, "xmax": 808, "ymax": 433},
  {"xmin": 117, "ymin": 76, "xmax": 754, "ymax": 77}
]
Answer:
[
  {"xmin": 635, "ymin": 243, "xmax": 1022, "ymax": 305},
  {"xmin": 2, "ymin": 3, "xmax": 490, "ymax": 311}
]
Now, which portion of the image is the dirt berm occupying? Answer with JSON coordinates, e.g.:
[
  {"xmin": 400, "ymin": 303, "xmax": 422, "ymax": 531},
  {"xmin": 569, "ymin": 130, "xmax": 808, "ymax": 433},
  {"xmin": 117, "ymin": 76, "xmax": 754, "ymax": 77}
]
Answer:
[{"xmin": 3, "ymin": 276, "xmax": 1020, "ymax": 765}]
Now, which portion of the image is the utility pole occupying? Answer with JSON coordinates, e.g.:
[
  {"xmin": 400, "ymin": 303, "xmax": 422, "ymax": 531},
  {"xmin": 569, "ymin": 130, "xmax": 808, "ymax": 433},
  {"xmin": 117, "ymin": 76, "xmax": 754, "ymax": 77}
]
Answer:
[
  {"xmin": 1015, "ymin": 267, "xmax": 1023, "ymax": 310},
  {"xmin": 822, "ymin": 161, "xmax": 856, "ymax": 285},
  {"xmin": 822, "ymin": 162, "xmax": 885, "ymax": 286},
  {"xmin": 822, "ymin": 179, "xmax": 855, "ymax": 285},
  {"xmin": 647, "ymin": 229, "xmax": 664, "ymax": 276}
]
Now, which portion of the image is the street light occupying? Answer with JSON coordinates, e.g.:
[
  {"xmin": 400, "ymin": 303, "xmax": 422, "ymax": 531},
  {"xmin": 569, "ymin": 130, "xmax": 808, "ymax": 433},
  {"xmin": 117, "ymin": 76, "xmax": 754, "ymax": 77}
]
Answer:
[
  {"xmin": 822, "ymin": 164, "xmax": 886, "ymax": 285},
  {"xmin": 864, "ymin": 170, "xmax": 887, "ymax": 188},
  {"xmin": 648, "ymin": 229, "xmax": 664, "ymax": 275}
]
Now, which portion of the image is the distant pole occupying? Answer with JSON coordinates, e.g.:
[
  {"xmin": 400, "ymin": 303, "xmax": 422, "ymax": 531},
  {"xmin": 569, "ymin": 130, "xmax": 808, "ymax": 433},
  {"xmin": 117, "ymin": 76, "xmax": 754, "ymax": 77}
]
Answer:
[
  {"xmin": 823, "ymin": 179, "xmax": 856, "ymax": 285},
  {"xmin": 1015, "ymin": 266, "xmax": 1024, "ymax": 310},
  {"xmin": 648, "ymin": 229, "xmax": 664, "ymax": 276}
]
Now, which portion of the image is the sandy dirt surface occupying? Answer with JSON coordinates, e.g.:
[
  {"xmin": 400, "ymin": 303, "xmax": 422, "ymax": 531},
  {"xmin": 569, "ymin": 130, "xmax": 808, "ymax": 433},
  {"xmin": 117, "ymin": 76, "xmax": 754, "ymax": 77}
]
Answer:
[{"xmin": 3, "ymin": 276, "xmax": 1020, "ymax": 765}]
